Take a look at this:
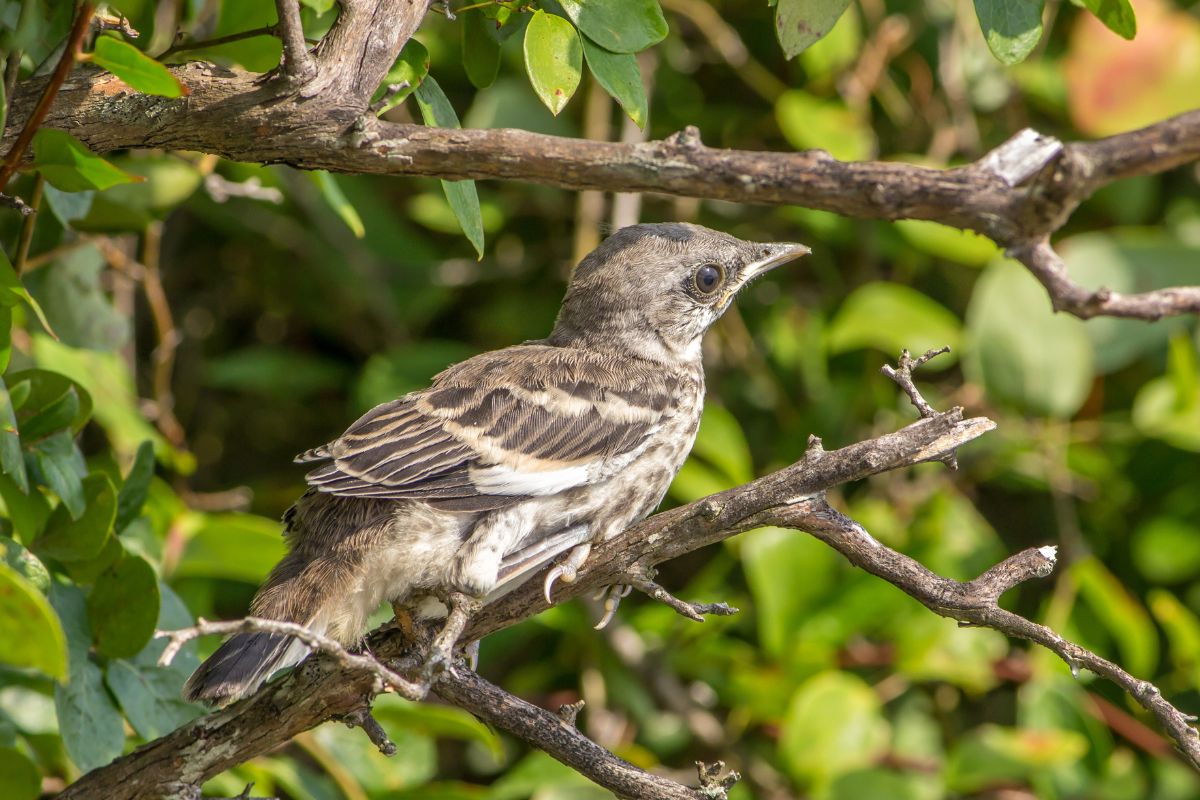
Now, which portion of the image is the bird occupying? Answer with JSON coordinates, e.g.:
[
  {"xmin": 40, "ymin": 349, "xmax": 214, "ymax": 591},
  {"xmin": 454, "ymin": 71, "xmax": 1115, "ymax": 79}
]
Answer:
[{"xmin": 183, "ymin": 222, "xmax": 808, "ymax": 706}]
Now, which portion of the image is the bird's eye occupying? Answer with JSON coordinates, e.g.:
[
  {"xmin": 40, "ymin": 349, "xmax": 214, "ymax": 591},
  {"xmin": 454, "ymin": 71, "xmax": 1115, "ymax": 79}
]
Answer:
[{"xmin": 693, "ymin": 264, "xmax": 724, "ymax": 295}]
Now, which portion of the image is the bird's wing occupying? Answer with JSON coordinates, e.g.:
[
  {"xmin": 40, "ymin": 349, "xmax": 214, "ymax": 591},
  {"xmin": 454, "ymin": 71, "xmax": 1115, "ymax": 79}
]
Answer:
[{"xmin": 298, "ymin": 346, "xmax": 679, "ymax": 510}]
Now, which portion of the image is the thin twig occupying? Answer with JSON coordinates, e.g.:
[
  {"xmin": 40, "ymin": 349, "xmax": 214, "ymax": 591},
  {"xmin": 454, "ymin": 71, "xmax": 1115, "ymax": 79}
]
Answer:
[
  {"xmin": 435, "ymin": 667, "xmax": 713, "ymax": 800},
  {"xmin": 154, "ymin": 617, "xmax": 426, "ymax": 700},
  {"xmin": 157, "ymin": 26, "xmax": 279, "ymax": 60},
  {"xmin": 0, "ymin": 2, "xmax": 94, "ymax": 193},
  {"xmin": 139, "ymin": 222, "xmax": 188, "ymax": 449},
  {"xmin": 12, "ymin": 173, "xmax": 43, "ymax": 274}
]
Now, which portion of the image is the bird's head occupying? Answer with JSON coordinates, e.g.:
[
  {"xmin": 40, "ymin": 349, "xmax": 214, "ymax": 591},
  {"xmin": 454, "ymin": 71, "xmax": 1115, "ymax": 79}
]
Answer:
[{"xmin": 550, "ymin": 223, "xmax": 809, "ymax": 362}]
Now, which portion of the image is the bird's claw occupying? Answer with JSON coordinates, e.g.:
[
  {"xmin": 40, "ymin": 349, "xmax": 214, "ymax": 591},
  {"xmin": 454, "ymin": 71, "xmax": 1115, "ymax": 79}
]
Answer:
[
  {"xmin": 543, "ymin": 563, "xmax": 576, "ymax": 604},
  {"xmin": 593, "ymin": 584, "xmax": 633, "ymax": 629},
  {"xmin": 543, "ymin": 543, "xmax": 592, "ymax": 604}
]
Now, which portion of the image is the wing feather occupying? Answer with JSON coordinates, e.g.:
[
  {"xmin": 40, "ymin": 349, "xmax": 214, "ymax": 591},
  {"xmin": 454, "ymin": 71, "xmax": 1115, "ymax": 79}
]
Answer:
[{"xmin": 298, "ymin": 345, "xmax": 681, "ymax": 508}]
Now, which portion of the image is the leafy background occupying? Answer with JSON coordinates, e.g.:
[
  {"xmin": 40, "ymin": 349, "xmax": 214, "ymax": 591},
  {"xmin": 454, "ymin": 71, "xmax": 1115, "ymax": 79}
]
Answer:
[{"xmin": 1, "ymin": 0, "xmax": 1200, "ymax": 798}]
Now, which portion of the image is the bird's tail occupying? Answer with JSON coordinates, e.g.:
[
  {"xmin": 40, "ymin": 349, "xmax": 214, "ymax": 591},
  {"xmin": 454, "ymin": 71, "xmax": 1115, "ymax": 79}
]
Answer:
[{"xmin": 183, "ymin": 553, "xmax": 335, "ymax": 707}]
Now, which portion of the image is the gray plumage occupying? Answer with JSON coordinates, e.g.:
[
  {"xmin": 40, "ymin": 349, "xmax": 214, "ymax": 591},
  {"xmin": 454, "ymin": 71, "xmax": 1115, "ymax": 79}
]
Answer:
[{"xmin": 184, "ymin": 223, "xmax": 808, "ymax": 705}]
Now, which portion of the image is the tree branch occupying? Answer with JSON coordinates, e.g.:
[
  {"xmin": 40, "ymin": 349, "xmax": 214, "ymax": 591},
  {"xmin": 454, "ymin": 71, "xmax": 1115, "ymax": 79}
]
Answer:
[
  {"xmin": 5, "ymin": 29, "xmax": 1198, "ymax": 319},
  {"xmin": 273, "ymin": 0, "xmax": 316, "ymax": 81},
  {"xmin": 434, "ymin": 667, "xmax": 715, "ymax": 800}
]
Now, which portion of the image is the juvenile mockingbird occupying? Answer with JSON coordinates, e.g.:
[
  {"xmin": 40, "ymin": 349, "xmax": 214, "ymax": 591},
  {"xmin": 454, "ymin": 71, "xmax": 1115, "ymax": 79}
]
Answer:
[{"xmin": 185, "ymin": 223, "xmax": 808, "ymax": 705}]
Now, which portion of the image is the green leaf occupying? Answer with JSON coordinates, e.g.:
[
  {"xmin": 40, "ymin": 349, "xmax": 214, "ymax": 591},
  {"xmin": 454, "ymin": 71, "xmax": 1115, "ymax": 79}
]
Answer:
[
  {"xmin": 310, "ymin": 171, "xmax": 366, "ymax": 238},
  {"xmin": 973, "ymin": 0, "xmax": 1044, "ymax": 65},
  {"xmin": 88, "ymin": 554, "xmax": 160, "ymax": 659},
  {"xmin": 557, "ymin": 0, "xmax": 667, "ymax": 53},
  {"xmin": 74, "ymin": 156, "xmax": 202, "ymax": 232},
  {"xmin": 54, "ymin": 651, "xmax": 125, "ymax": 771},
  {"xmin": 0, "ymin": 747, "xmax": 40, "ymax": 800},
  {"xmin": 1132, "ymin": 334, "xmax": 1200, "ymax": 451},
  {"xmin": 581, "ymin": 37, "xmax": 647, "ymax": 128},
  {"xmin": 1148, "ymin": 589, "xmax": 1200, "ymax": 678},
  {"xmin": 34, "ymin": 473, "xmax": 116, "ymax": 561},
  {"xmin": 893, "ymin": 220, "xmax": 1002, "ymax": 268},
  {"xmin": 774, "ymin": 0, "xmax": 854, "ymax": 59},
  {"xmin": 775, "ymin": 90, "xmax": 873, "ymax": 161},
  {"xmin": 30, "ymin": 130, "xmax": 141, "ymax": 193},
  {"xmin": 1061, "ymin": 232, "xmax": 1196, "ymax": 374},
  {"xmin": 742, "ymin": 528, "xmax": 839, "ymax": 658},
  {"xmin": 175, "ymin": 512, "xmax": 286, "ymax": 584},
  {"xmin": 17, "ymin": 385, "xmax": 80, "ymax": 442},
  {"xmin": 964, "ymin": 259, "xmax": 1094, "ymax": 418},
  {"xmin": 106, "ymin": 658, "xmax": 200, "ymax": 739},
  {"xmin": 0, "ymin": 306, "xmax": 10, "ymax": 373},
  {"xmin": 0, "ymin": 247, "xmax": 55, "ymax": 339},
  {"xmin": 690, "ymin": 404, "xmax": 754, "ymax": 485},
  {"xmin": 463, "ymin": 9, "xmax": 502, "ymax": 89},
  {"xmin": 946, "ymin": 725, "xmax": 1087, "ymax": 792},
  {"xmin": 1081, "ymin": 0, "xmax": 1136, "ymax": 39},
  {"xmin": 24, "ymin": 243, "xmax": 130, "ymax": 351},
  {"xmin": 781, "ymin": 671, "xmax": 889, "ymax": 781},
  {"xmin": 0, "ymin": 378, "xmax": 27, "ymax": 494},
  {"xmin": 0, "ymin": 474, "xmax": 51, "ymax": 544},
  {"xmin": 1, "ymin": 536, "xmax": 50, "ymax": 592},
  {"xmin": 1132, "ymin": 517, "xmax": 1200, "ymax": 583},
  {"xmin": 826, "ymin": 282, "xmax": 962, "ymax": 365},
  {"xmin": 25, "ymin": 432, "xmax": 87, "ymax": 520},
  {"xmin": 523, "ymin": 11, "xmax": 583, "ymax": 116},
  {"xmin": 114, "ymin": 440, "xmax": 156, "ymax": 534},
  {"xmin": 413, "ymin": 78, "xmax": 485, "ymax": 259},
  {"xmin": 1074, "ymin": 556, "xmax": 1158, "ymax": 678},
  {"xmin": 42, "ymin": 183, "xmax": 95, "ymax": 226},
  {"xmin": 373, "ymin": 40, "xmax": 429, "ymax": 116},
  {"xmin": 92, "ymin": 35, "xmax": 187, "ymax": 98},
  {"xmin": 0, "ymin": 563, "xmax": 68, "ymax": 680}
]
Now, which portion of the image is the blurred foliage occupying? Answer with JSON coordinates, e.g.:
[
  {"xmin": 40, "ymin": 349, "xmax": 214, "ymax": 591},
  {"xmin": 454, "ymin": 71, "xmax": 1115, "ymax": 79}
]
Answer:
[{"xmin": 1, "ymin": 0, "xmax": 1199, "ymax": 798}]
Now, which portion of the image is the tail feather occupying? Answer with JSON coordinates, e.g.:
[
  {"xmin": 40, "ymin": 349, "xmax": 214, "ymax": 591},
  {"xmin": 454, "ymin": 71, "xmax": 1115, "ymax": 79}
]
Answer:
[{"xmin": 183, "ymin": 630, "xmax": 311, "ymax": 706}]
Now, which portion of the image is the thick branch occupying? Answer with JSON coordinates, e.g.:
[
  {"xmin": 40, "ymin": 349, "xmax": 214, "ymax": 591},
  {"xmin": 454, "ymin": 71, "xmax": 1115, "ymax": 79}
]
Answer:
[
  {"xmin": 6, "ymin": 40, "xmax": 1198, "ymax": 318},
  {"xmin": 273, "ymin": 0, "xmax": 316, "ymax": 81}
]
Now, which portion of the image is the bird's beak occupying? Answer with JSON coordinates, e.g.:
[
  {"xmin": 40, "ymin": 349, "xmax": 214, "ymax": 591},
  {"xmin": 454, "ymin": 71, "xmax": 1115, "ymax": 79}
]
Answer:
[
  {"xmin": 723, "ymin": 242, "xmax": 810, "ymax": 307},
  {"xmin": 745, "ymin": 241, "xmax": 811, "ymax": 280}
]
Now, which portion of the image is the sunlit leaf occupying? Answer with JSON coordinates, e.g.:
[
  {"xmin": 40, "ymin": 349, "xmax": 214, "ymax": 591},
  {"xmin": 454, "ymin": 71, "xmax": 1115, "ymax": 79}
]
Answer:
[
  {"xmin": 0, "ymin": 747, "xmax": 40, "ymax": 800},
  {"xmin": 0, "ymin": 248, "xmax": 56, "ymax": 339},
  {"xmin": 373, "ymin": 39, "xmax": 429, "ymax": 116},
  {"xmin": 557, "ymin": 0, "xmax": 667, "ymax": 53},
  {"xmin": 1074, "ymin": 556, "xmax": 1159, "ymax": 679},
  {"xmin": 413, "ymin": 77, "xmax": 485, "ymax": 258},
  {"xmin": 775, "ymin": 90, "xmax": 873, "ymax": 161},
  {"xmin": 826, "ymin": 282, "xmax": 961, "ymax": 366},
  {"xmin": 1081, "ymin": 0, "xmax": 1136, "ymax": 39},
  {"xmin": 774, "ymin": 0, "xmax": 853, "ymax": 59},
  {"xmin": 30, "ymin": 130, "xmax": 141, "ymax": 193},
  {"xmin": 0, "ymin": 563, "xmax": 67, "ymax": 680},
  {"xmin": 92, "ymin": 35, "xmax": 188, "ymax": 98},
  {"xmin": 581, "ymin": 37, "xmax": 646, "ymax": 128},
  {"xmin": 174, "ymin": 512, "xmax": 286, "ymax": 584},
  {"xmin": 523, "ymin": 11, "xmax": 583, "ymax": 116},
  {"xmin": 781, "ymin": 671, "xmax": 889, "ymax": 781}
]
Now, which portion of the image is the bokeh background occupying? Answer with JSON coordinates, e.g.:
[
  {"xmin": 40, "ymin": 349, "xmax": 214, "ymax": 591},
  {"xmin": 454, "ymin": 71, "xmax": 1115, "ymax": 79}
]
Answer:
[{"xmin": 2, "ymin": 0, "xmax": 1200, "ymax": 798}]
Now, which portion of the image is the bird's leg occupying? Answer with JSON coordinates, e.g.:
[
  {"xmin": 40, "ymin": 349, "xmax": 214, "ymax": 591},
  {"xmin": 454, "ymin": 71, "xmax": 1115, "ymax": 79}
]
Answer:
[
  {"xmin": 421, "ymin": 591, "xmax": 482, "ymax": 683},
  {"xmin": 543, "ymin": 542, "xmax": 592, "ymax": 603}
]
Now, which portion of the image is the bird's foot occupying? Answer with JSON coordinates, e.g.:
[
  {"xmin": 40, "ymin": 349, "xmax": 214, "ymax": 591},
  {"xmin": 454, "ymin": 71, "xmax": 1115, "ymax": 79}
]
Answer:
[
  {"xmin": 420, "ymin": 592, "xmax": 481, "ymax": 684},
  {"xmin": 625, "ymin": 566, "xmax": 740, "ymax": 622},
  {"xmin": 593, "ymin": 584, "xmax": 633, "ymax": 629},
  {"xmin": 543, "ymin": 543, "xmax": 592, "ymax": 603}
]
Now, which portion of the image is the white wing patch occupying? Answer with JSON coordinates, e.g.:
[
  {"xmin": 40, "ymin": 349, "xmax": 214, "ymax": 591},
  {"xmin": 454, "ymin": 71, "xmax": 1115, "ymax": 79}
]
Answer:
[{"xmin": 468, "ymin": 462, "xmax": 590, "ymax": 496}]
